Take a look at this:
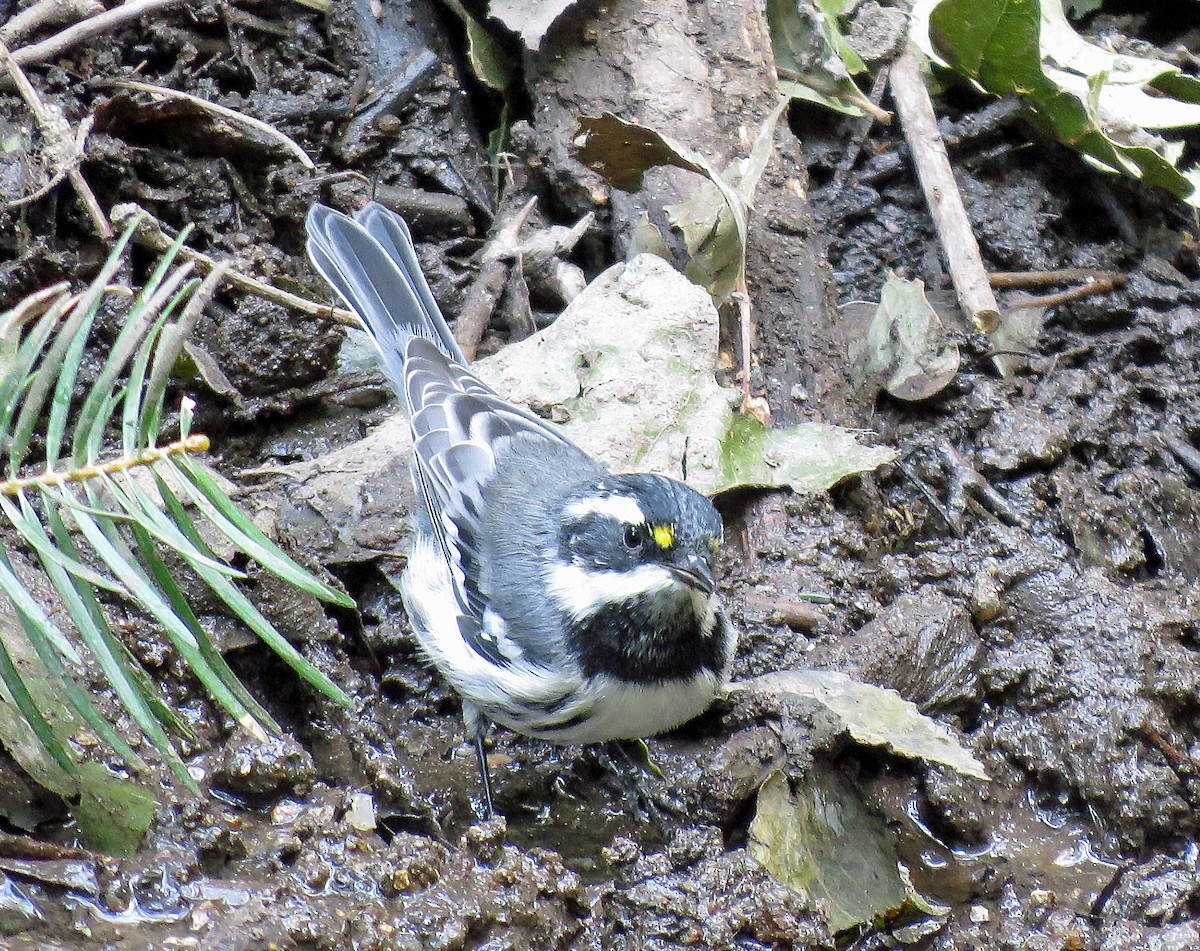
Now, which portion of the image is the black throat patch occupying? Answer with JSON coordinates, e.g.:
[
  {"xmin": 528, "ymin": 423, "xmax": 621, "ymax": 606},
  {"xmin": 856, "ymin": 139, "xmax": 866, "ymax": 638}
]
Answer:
[{"xmin": 566, "ymin": 593, "xmax": 728, "ymax": 684}]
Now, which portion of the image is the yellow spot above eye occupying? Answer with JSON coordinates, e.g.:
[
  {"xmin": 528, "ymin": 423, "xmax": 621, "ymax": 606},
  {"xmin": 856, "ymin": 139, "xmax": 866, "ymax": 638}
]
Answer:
[{"xmin": 652, "ymin": 524, "xmax": 675, "ymax": 550}]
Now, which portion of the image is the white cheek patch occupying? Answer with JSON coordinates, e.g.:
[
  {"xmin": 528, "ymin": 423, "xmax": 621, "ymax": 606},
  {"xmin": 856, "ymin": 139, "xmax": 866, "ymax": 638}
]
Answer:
[
  {"xmin": 546, "ymin": 562, "xmax": 676, "ymax": 619},
  {"xmin": 564, "ymin": 495, "xmax": 645, "ymax": 526}
]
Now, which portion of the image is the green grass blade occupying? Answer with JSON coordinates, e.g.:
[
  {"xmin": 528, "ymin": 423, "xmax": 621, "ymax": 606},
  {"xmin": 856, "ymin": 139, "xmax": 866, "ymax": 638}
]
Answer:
[
  {"xmin": 0, "ymin": 492, "xmax": 125, "ymax": 594},
  {"xmin": 128, "ymin": 519, "xmax": 281, "ymax": 735},
  {"xmin": 0, "ymin": 545, "xmax": 81, "ymax": 665},
  {"xmin": 0, "ymin": 604, "xmax": 77, "ymax": 778},
  {"xmin": 72, "ymin": 264, "xmax": 193, "ymax": 467},
  {"xmin": 154, "ymin": 472, "xmax": 351, "ymax": 706},
  {"xmin": 40, "ymin": 495, "xmax": 194, "ymax": 783},
  {"xmin": 44, "ymin": 220, "xmax": 143, "ymax": 471},
  {"xmin": 71, "ymin": 491, "xmax": 266, "ymax": 742},
  {"xmin": 0, "ymin": 294, "xmax": 71, "ymax": 471},
  {"xmin": 172, "ymin": 457, "xmax": 356, "ymax": 609},
  {"xmin": 122, "ymin": 306, "xmax": 177, "ymax": 458},
  {"xmin": 0, "ymin": 543, "xmax": 144, "ymax": 771},
  {"xmin": 140, "ymin": 265, "xmax": 227, "ymax": 449},
  {"xmin": 96, "ymin": 473, "xmax": 244, "ymax": 580}
]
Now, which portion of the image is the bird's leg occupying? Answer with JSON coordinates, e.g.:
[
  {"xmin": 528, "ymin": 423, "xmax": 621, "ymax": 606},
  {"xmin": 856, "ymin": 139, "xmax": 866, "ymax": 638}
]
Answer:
[{"xmin": 474, "ymin": 728, "xmax": 496, "ymax": 819}]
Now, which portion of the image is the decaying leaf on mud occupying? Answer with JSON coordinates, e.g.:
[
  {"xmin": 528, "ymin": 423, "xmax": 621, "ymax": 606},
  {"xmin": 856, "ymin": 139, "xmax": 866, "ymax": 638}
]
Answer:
[
  {"xmin": 910, "ymin": 0, "xmax": 1200, "ymax": 206},
  {"xmin": 573, "ymin": 107, "xmax": 786, "ymax": 308},
  {"xmin": 732, "ymin": 669, "xmax": 989, "ymax": 780},
  {"xmin": 442, "ymin": 0, "xmax": 517, "ymax": 93},
  {"xmin": 749, "ymin": 768, "xmax": 934, "ymax": 933},
  {"xmin": 847, "ymin": 273, "xmax": 961, "ymax": 401},
  {"xmin": 767, "ymin": 0, "xmax": 892, "ymax": 121}
]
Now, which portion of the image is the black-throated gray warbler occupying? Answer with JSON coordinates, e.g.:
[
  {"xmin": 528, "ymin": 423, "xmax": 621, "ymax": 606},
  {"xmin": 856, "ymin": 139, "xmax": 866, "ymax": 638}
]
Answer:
[{"xmin": 306, "ymin": 202, "xmax": 735, "ymax": 814}]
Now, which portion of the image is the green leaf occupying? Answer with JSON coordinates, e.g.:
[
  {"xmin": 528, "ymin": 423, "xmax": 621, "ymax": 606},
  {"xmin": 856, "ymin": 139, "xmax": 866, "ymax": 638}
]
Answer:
[
  {"xmin": 140, "ymin": 266, "xmax": 226, "ymax": 449},
  {"xmin": 911, "ymin": 0, "xmax": 1200, "ymax": 205},
  {"xmin": 0, "ymin": 293, "xmax": 70, "ymax": 472},
  {"xmin": 73, "ymin": 264, "xmax": 193, "ymax": 466},
  {"xmin": 443, "ymin": 0, "xmax": 515, "ymax": 91},
  {"xmin": 42, "ymin": 494, "xmax": 197, "ymax": 786},
  {"xmin": 73, "ymin": 762, "xmax": 156, "ymax": 856},
  {"xmin": 42, "ymin": 218, "xmax": 143, "ymax": 470},
  {"xmin": 0, "ymin": 492, "xmax": 123, "ymax": 595},
  {"xmin": 733, "ymin": 670, "xmax": 989, "ymax": 780},
  {"xmin": 153, "ymin": 472, "xmax": 351, "ymax": 706},
  {"xmin": 717, "ymin": 412, "xmax": 895, "ymax": 495},
  {"xmin": 573, "ymin": 109, "xmax": 788, "ymax": 305},
  {"xmin": 127, "ymin": 517, "xmax": 281, "ymax": 735},
  {"xmin": 749, "ymin": 769, "xmax": 920, "ymax": 933},
  {"xmin": 475, "ymin": 252, "xmax": 896, "ymax": 496},
  {"xmin": 69, "ymin": 494, "xmax": 265, "ymax": 741},
  {"xmin": 0, "ymin": 609, "xmax": 77, "ymax": 778},
  {"xmin": 0, "ymin": 544, "xmax": 81, "ymax": 665},
  {"xmin": 666, "ymin": 100, "xmax": 790, "ymax": 303}
]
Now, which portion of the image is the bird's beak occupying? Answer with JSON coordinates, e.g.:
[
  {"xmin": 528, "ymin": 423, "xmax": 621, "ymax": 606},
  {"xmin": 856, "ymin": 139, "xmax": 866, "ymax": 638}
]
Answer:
[{"xmin": 669, "ymin": 552, "xmax": 715, "ymax": 595}]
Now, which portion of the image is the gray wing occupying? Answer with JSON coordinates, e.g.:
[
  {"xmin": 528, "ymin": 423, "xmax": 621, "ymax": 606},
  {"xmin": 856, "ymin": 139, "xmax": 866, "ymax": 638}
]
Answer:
[{"xmin": 306, "ymin": 202, "xmax": 582, "ymax": 667}]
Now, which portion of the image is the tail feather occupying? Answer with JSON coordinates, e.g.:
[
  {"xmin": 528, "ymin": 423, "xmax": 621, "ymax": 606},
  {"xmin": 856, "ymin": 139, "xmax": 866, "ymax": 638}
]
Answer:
[{"xmin": 305, "ymin": 203, "xmax": 467, "ymax": 393}]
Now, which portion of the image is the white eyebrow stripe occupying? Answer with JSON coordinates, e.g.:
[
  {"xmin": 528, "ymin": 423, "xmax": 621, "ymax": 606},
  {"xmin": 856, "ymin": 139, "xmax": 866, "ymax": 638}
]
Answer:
[
  {"xmin": 564, "ymin": 495, "xmax": 646, "ymax": 525},
  {"xmin": 547, "ymin": 563, "xmax": 676, "ymax": 619}
]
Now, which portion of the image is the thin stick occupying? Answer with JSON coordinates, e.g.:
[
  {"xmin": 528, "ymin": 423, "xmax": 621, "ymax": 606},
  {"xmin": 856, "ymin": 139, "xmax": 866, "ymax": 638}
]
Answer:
[
  {"xmin": 989, "ymin": 268, "xmax": 1127, "ymax": 289},
  {"xmin": 455, "ymin": 198, "xmax": 536, "ymax": 360},
  {"xmin": 105, "ymin": 79, "xmax": 316, "ymax": 169},
  {"xmin": 0, "ymin": 435, "xmax": 209, "ymax": 495},
  {"xmin": 890, "ymin": 48, "xmax": 1000, "ymax": 335},
  {"xmin": 8, "ymin": 0, "xmax": 192, "ymax": 68},
  {"xmin": 109, "ymin": 204, "xmax": 361, "ymax": 328},
  {"xmin": 0, "ymin": 37, "xmax": 111, "ymax": 238},
  {"xmin": 0, "ymin": 0, "xmax": 103, "ymax": 46},
  {"xmin": 1010, "ymin": 277, "xmax": 1120, "ymax": 309}
]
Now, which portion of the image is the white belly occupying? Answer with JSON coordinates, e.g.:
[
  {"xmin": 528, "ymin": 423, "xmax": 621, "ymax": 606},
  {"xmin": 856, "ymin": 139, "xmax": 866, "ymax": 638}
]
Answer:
[{"xmin": 498, "ymin": 669, "xmax": 724, "ymax": 744}]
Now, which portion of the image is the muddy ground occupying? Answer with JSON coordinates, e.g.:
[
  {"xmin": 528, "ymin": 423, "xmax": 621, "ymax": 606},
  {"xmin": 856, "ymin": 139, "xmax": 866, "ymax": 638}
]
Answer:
[{"xmin": 2, "ymin": 0, "xmax": 1200, "ymax": 949}]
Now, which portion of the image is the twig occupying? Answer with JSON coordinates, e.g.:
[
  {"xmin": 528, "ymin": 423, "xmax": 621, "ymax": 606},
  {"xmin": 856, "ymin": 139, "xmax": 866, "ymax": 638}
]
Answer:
[
  {"xmin": 896, "ymin": 457, "xmax": 960, "ymax": 537},
  {"xmin": 890, "ymin": 48, "xmax": 1001, "ymax": 336},
  {"xmin": 938, "ymin": 439, "xmax": 1023, "ymax": 530},
  {"xmin": 103, "ymin": 79, "xmax": 316, "ymax": 169},
  {"xmin": 0, "ymin": 435, "xmax": 209, "ymax": 495},
  {"xmin": 1011, "ymin": 278, "xmax": 1120, "ymax": 309},
  {"xmin": 0, "ymin": 0, "xmax": 103, "ymax": 46},
  {"xmin": 7, "ymin": 0, "xmax": 192, "ymax": 68},
  {"xmin": 833, "ymin": 63, "xmax": 892, "ymax": 189},
  {"xmin": 109, "ymin": 204, "xmax": 361, "ymax": 328},
  {"xmin": 0, "ymin": 281, "xmax": 70, "ymax": 333},
  {"xmin": 0, "ymin": 37, "xmax": 111, "ymax": 238},
  {"xmin": 455, "ymin": 197, "xmax": 536, "ymax": 360},
  {"xmin": 778, "ymin": 66, "xmax": 891, "ymax": 124},
  {"xmin": 989, "ymin": 269, "xmax": 1127, "ymax": 289}
]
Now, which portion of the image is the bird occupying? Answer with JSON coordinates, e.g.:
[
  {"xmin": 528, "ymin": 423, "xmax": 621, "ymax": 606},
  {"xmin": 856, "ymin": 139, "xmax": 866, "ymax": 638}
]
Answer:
[{"xmin": 306, "ymin": 201, "xmax": 735, "ymax": 815}]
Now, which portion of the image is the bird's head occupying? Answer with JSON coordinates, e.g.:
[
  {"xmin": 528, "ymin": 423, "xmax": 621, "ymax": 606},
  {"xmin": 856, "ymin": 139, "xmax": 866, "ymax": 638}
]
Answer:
[{"xmin": 550, "ymin": 474, "xmax": 723, "ymax": 624}]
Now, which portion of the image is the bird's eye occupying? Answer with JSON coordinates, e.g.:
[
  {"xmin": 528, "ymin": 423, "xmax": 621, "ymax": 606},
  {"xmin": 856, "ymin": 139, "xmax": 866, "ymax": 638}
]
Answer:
[{"xmin": 623, "ymin": 523, "xmax": 645, "ymax": 548}]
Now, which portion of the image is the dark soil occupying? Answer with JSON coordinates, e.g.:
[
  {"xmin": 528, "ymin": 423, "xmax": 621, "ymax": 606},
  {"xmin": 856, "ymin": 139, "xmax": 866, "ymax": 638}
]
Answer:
[{"xmin": 2, "ymin": 1, "xmax": 1200, "ymax": 949}]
